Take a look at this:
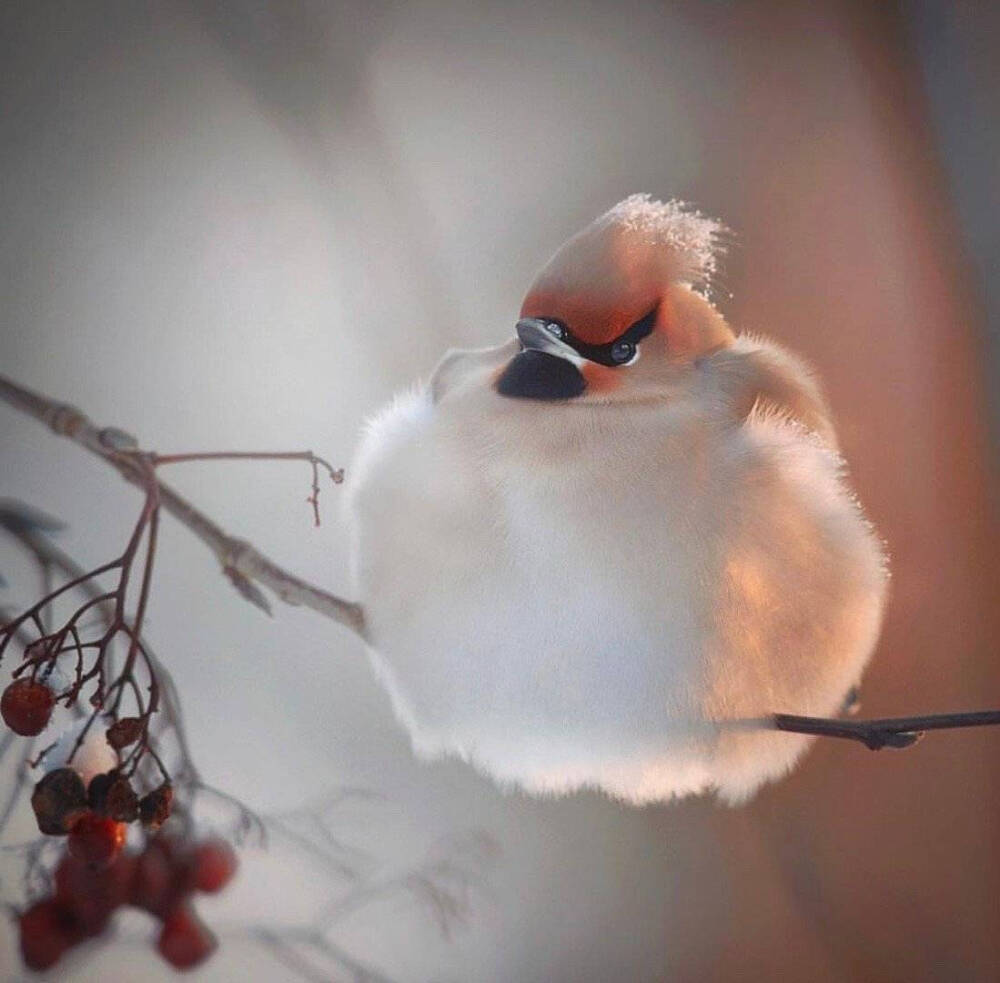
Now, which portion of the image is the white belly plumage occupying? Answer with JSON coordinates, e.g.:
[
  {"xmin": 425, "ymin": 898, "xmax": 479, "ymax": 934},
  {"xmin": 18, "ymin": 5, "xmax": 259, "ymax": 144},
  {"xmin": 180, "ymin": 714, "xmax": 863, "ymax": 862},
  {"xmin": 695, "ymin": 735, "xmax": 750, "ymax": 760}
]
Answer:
[{"xmin": 344, "ymin": 384, "xmax": 887, "ymax": 803}]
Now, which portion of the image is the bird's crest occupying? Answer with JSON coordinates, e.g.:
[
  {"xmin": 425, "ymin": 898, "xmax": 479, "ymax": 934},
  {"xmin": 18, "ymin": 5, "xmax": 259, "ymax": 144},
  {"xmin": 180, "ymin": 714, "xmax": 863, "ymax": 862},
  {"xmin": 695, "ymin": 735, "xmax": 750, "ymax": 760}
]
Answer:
[
  {"xmin": 521, "ymin": 195, "xmax": 729, "ymax": 346},
  {"xmin": 604, "ymin": 194, "xmax": 727, "ymax": 289}
]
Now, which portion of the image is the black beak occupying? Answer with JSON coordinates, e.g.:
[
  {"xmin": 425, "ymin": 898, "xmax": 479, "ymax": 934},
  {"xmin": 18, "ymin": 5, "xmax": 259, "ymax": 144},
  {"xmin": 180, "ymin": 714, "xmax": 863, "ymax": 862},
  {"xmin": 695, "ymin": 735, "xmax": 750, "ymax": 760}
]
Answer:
[{"xmin": 496, "ymin": 319, "xmax": 586, "ymax": 401}]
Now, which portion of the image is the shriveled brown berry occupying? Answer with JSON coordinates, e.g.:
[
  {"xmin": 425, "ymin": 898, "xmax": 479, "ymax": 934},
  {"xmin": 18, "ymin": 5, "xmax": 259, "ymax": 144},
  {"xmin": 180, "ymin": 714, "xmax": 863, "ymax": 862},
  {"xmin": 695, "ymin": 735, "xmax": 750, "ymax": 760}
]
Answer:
[
  {"xmin": 67, "ymin": 812, "xmax": 126, "ymax": 868},
  {"xmin": 193, "ymin": 839, "xmax": 238, "ymax": 893},
  {"xmin": 31, "ymin": 768, "xmax": 88, "ymax": 835},
  {"xmin": 2, "ymin": 678, "xmax": 55, "ymax": 736},
  {"xmin": 87, "ymin": 771, "xmax": 114, "ymax": 812},
  {"xmin": 157, "ymin": 905, "xmax": 217, "ymax": 971},
  {"xmin": 19, "ymin": 897, "xmax": 83, "ymax": 970},
  {"xmin": 88, "ymin": 770, "xmax": 138, "ymax": 821},
  {"xmin": 139, "ymin": 782, "xmax": 173, "ymax": 830},
  {"xmin": 105, "ymin": 775, "xmax": 139, "ymax": 822},
  {"xmin": 105, "ymin": 716, "xmax": 143, "ymax": 750}
]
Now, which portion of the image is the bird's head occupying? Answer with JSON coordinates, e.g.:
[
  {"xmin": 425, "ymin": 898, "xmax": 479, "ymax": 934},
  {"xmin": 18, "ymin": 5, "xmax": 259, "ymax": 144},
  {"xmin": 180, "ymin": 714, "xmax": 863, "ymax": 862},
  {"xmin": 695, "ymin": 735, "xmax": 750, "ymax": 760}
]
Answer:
[{"xmin": 497, "ymin": 195, "xmax": 733, "ymax": 404}]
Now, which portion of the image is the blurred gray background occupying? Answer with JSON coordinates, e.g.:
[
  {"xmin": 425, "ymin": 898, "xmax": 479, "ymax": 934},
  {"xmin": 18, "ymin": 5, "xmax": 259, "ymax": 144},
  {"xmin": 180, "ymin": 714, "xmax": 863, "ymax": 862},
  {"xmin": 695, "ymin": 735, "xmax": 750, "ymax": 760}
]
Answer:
[{"xmin": 2, "ymin": 1, "xmax": 998, "ymax": 980}]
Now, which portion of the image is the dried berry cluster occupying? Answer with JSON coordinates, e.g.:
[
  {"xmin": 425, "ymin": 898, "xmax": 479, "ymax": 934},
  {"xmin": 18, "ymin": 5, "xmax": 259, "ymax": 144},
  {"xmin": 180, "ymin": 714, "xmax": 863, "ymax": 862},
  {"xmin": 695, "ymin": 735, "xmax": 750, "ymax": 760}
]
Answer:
[
  {"xmin": 4, "ymin": 670, "xmax": 177, "ymax": 845},
  {"xmin": 14, "ymin": 754, "xmax": 238, "ymax": 973},
  {"xmin": 19, "ymin": 833, "xmax": 237, "ymax": 972},
  {"xmin": 3, "ymin": 607, "xmax": 240, "ymax": 976},
  {"xmin": 31, "ymin": 765, "xmax": 173, "ymax": 838},
  {"xmin": 0, "ymin": 450, "xmax": 330, "ymax": 975}
]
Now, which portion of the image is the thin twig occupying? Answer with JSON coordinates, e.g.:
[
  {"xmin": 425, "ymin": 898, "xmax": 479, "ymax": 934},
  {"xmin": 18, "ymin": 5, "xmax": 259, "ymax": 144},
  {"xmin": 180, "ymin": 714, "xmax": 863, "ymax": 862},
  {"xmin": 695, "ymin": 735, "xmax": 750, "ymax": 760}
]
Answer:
[
  {"xmin": 151, "ymin": 451, "xmax": 344, "ymax": 528},
  {"xmin": 0, "ymin": 374, "xmax": 365, "ymax": 637},
  {"xmin": 152, "ymin": 451, "xmax": 340, "ymax": 473},
  {"xmin": 249, "ymin": 927, "xmax": 399, "ymax": 983}
]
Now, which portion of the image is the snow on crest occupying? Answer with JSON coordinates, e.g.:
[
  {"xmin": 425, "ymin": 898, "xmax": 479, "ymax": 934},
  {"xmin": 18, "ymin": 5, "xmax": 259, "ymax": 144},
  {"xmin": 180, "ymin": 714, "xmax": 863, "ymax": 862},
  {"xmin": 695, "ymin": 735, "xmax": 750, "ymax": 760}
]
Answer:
[{"xmin": 606, "ymin": 193, "xmax": 727, "ymax": 287}]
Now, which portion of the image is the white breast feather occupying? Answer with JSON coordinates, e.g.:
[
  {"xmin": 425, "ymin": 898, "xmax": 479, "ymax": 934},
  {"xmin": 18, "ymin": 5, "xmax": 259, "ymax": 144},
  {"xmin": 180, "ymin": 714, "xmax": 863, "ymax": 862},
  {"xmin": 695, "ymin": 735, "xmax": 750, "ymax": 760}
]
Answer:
[{"xmin": 344, "ymin": 339, "xmax": 887, "ymax": 804}]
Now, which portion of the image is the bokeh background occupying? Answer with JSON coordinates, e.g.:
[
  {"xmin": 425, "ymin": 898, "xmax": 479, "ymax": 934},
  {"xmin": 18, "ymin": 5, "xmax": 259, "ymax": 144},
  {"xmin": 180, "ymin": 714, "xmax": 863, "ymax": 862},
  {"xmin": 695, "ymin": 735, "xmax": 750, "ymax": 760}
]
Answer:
[{"xmin": 2, "ymin": 1, "xmax": 998, "ymax": 980}]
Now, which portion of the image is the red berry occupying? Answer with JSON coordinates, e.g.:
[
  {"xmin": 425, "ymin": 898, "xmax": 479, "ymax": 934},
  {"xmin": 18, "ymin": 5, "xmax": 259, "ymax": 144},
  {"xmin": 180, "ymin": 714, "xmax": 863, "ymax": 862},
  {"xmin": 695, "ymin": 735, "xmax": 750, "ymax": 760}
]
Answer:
[
  {"xmin": 156, "ymin": 905, "xmax": 217, "ymax": 970},
  {"xmin": 2, "ymin": 678, "xmax": 55, "ymax": 736},
  {"xmin": 18, "ymin": 898, "xmax": 83, "ymax": 971},
  {"xmin": 67, "ymin": 812, "xmax": 126, "ymax": 868},
  {"xmin": 193, "ymin": 840, "xmax": 237, "ymax": 894},
  {"xmin": 55, "ymin": 850, "xmax": 135, "ymax": 935},
  {"xmin": 130, "ymin": 839, "xmax": 177, "ymax": 917}
]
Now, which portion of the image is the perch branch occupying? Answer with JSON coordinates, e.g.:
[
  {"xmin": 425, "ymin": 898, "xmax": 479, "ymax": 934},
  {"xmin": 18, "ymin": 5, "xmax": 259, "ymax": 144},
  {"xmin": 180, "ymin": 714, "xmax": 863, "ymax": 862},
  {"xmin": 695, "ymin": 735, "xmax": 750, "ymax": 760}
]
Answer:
[
  {"xmin": 0, "ymin": 374, "xmax": 365, "ymax": 638},
  {"xmin": 773, "ymin": 710, "xmax": 1000, "ymax": 750}
]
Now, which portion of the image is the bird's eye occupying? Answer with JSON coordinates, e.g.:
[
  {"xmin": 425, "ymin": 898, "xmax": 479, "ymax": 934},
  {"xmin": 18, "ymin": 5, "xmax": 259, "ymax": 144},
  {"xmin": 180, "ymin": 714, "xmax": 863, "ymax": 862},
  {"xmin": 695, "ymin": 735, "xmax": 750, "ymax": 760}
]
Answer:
[
  {"xmin": 545, "ymin": 321, "xmax": 567, "ymax": 340},
  {"xmin": 611, "ymin": 340, "xmax": 635, "ymax": 364}
]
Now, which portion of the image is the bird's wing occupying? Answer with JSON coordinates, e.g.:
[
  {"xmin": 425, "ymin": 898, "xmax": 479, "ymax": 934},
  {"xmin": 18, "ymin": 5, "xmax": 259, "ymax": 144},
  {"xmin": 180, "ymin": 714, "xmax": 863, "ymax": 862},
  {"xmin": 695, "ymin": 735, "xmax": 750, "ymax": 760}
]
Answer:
[{"xmin": 708, "ymin": 336, "xmax": 838, "ymax": 447}]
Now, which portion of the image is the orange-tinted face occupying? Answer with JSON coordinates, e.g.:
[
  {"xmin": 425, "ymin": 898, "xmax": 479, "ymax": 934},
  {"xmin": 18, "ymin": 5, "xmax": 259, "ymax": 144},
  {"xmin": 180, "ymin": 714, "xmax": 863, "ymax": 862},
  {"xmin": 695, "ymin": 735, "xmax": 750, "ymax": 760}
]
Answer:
[
  {"xmin": 520, "ymin": 244, "xmax": 661, "ymax": 347},
  {"xmin": 496, "ymin": 200, "xmax": 735, "ymax": 402},
  {"xmin": 519, "ymin": 225, "xmax": 661, "ymax": 342}
]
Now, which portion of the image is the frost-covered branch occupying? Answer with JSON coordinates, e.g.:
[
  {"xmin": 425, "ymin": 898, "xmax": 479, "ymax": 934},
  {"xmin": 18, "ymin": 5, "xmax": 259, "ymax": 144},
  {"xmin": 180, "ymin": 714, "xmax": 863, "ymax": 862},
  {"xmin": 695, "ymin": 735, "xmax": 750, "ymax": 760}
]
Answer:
[{"xmin": 0, "ymin": 374, "xmax": 365, "ymax": 637}]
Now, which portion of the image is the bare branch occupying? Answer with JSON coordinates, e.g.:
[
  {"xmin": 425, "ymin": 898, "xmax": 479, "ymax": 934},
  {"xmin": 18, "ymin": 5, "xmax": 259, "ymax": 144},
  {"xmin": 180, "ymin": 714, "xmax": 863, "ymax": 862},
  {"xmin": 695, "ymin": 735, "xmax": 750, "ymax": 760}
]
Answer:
[{"xmin": 0, "ymin": 374, "xmax": 365, "ymax": 637}]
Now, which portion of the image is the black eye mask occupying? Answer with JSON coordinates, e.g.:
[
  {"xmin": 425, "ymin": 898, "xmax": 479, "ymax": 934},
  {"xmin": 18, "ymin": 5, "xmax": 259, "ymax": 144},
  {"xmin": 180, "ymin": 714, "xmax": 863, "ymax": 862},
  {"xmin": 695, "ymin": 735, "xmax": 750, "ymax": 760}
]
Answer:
[{"xmin": 540, "ymin": 305, "xmax": 658, "ymax": 367}]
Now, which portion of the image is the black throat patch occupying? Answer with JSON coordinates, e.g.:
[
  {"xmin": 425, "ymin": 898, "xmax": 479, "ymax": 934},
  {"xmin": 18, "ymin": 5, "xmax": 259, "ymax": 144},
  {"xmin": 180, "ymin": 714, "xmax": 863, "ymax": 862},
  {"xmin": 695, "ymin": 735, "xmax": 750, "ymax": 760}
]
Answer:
[{"xmin": 496, "ymin": 350, "xmax": 586, "ymax": 400}]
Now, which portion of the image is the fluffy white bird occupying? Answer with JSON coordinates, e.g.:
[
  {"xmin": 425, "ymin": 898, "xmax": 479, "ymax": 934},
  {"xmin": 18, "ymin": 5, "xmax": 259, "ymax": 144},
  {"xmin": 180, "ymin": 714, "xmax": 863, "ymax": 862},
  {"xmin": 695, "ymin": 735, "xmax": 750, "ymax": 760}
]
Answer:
[{"xmin": 344, "ymin": 195, "xmax": 887, "ymax": 804}]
